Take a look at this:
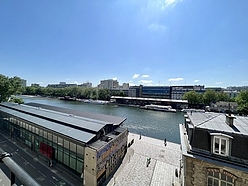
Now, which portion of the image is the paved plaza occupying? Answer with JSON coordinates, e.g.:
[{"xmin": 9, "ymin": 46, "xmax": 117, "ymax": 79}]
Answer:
[{"xmin": 107, "ymin": 133, "xmax": 182, "ymax": 186}]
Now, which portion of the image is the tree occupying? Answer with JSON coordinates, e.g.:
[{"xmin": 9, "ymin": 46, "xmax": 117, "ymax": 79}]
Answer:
[
  {"xmin": 9, "ymin": 96, "xmax": 24, "ymax": 104},
  {"xmin": 216, "ymin": 92, "xmax": 229, "ymax": 102},
  {"xmin": 183, "ymin": 91, "xmax": 202, "ymax": 108},
  {"xmin": 0, "ymin": 74, "xmax": 22, "ymax": 102},
  {"xmin": 203, "ymin": 90, "xmax": 217, "ymax": 105},
  {"xmin": 235, "ymin": 90, "xmax": 248, "ymax": 115}
]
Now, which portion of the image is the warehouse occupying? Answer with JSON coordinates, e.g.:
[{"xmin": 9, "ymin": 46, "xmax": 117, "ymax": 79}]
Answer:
[{"xmin": 0, "ymin": 102, "xmax": 128, "ymax": 186}]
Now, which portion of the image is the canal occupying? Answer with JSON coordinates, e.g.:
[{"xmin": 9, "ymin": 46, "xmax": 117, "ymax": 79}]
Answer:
[{"xmin": 21, "ymin": 96, "xmax": 185, "ymax": 144}]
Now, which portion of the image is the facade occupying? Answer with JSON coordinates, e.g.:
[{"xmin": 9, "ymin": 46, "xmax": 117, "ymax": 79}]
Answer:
[
  {"xmin": 129, "ymin": 86, "xmax": 142, "ymax": 97},
  {"xmin": 171, "ymin": 85, "xmax": 205, "ymax": 100},
  {"xmin": 223, "ymin": 91, "xmax": 240, "ymax": 99},
  {"xmin": 78, "ymin": 82, "xmax": 93, "ymax": 88},
  {"xmin": 210, "ymin": 101, "xmax": 238, "ymax": 114},
  {"xmin": 141, "ymin": 86, "xmax": 171, "ymax": 99},
  {"xmin": 180, "ymin": 111, "xmax": 248, "ymax": 186},
  {"xmin": 98, "ymin": 79, "xmax": 119, "ymax": 89},
  {"xmin": 111, "ymin": 96, "xmax": 188, "ymax": 109},
  {"xmin": 21, "ymin": 79, "xmax": 27, "ymax": 87},
  {"xmin": 0, "ymin": 102, "xmax": 128, "ymax": 186}
]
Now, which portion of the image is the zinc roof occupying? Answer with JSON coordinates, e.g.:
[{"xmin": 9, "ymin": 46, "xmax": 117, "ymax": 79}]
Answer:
[
  {"xmin": 25, "ymin": 102, "xmax": 126, "ymax": 125},
  {"xmin": 187, "ymin": 112, "xmax": 248, "ymax": 135},
  {"xmin": 0, "ymin": 106, "xmax": 95, "ymax": 143},
  {"xmin": 1, "ymin": 102, "xmax": 109, "ymax": 133}
]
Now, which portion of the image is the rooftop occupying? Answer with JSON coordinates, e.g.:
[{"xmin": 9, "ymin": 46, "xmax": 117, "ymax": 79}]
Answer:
[
  {"xmin": 0, "ymin": 102, "xmax": 126, "ymax": 144},
  {"xmin": 187, "ymin": 112, "xmax": 248, "ymax": 136}
]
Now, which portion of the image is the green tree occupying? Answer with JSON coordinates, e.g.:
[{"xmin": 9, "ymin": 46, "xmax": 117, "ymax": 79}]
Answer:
[
  {"xmin": 216, "ymin": 92, "xmax": 229, "ymax": 102},
  {"xmin": 183, "ymin": 91, "xmax": 202, "ymax": 107},
  {"xmin": 203, "ymin": 90, "xmax": 217, "ymax": 105},
  {"xmin": 9, "ymin": 96, "xmax": 24, "ymax": 104},
  {"xmin": 0, "ymin": 74, "xmax": 22, "ymax": 102},
  {"xmin": 235, "ymin": 90, "xmax": 248, "ymax": 115}
]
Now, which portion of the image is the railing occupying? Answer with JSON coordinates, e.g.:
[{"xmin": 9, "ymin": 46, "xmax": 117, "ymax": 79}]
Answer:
[{"xmin": 0, "ymin": 152, "xmax": 40, "ymax": 186}]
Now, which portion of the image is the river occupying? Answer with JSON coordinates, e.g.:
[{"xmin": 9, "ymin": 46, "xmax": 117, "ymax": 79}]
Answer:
[{"xmin": 20, "ymin": 96, "xmax": 184, "ymax": 144}]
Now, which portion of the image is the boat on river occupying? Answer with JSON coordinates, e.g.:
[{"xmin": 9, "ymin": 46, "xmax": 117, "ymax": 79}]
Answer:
[{"xmin": 141, "ymin": 104, "xmax": 176, "ymax": 113}]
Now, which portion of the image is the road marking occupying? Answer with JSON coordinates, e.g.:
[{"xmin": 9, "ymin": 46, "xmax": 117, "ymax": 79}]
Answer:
[
  {"xmin": 52, "ymin": 176, "xmax": 58, "ymax": 181},
  {"xmin": 38, "ymin": 171, "xmax": 46, "ymax": 178},
  {"xmin": 50, "ymin": 180, "xmax": 57, "ymax": 186},
  {"xmin": 29, "ymin": 163, "xmax": 36, "ymax": 169},
  {"xmin": 21, "ymin": 157, "xmax": 28, "ymax": 162}
]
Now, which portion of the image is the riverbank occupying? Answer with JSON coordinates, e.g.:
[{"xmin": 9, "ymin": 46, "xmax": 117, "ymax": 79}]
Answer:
[{"xmin": 107, "ymin": 133, "xmax": 182, "ymax": 186}]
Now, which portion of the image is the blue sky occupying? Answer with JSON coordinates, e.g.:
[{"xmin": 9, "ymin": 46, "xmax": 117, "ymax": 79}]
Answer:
[{"xmin": 1, "ymin": 0, "xmax": 248, "ymax": 88}]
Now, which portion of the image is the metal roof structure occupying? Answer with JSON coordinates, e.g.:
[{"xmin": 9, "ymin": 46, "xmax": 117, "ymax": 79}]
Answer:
[
  {"xmin": 187, "ymin": 112, "xmax": 248, "ymax": 135},
  {"xmin": 0, "ymin": 102, "xmax": 126, "ymax": 143},
  {"xmin": 25, "ymin": 102, "xmax": 126, "ymax": 125},
  {"xmin": 0, "ymin": 106, "xmax": 95, "ymax": 143}
]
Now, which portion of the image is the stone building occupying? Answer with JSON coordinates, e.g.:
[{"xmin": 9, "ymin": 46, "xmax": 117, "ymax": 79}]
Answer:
[{"xmin": 180, "ymin": 111, "xmax": 248, "ymax": 186}]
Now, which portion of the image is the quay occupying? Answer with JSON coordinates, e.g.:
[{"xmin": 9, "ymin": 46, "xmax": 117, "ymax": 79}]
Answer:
[{"xmin": 107, "ymin": 133, "xmax": 182, "ymax": 186}]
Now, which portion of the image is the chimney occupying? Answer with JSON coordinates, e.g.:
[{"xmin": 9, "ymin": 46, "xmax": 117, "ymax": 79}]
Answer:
[{"xmin": 226, "ymin": 114, "xmax": 236, "ymax": 127}]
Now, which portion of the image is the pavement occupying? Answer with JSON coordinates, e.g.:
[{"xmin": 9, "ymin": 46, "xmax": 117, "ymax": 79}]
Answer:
[{"xmin": 107, "ymin": 133, "xmax": 183, "ymax": 186}]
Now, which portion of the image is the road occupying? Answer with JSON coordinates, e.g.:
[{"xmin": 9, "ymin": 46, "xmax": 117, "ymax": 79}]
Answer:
[{"xmin": 0, "ymin": 133, "xmax": 81, "ymax": 186}]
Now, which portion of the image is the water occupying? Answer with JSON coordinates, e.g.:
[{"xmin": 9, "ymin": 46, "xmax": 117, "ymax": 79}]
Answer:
[{"xmin": 20, "ymin": 96, "xmax": 184, "ymax": 143}]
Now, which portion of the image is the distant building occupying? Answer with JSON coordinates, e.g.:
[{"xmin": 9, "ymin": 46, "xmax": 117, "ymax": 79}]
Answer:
[
  {"xmin": 180, "ymin": 111, "xmax": 248, "ymax": 185},
  {"xmin": 205, "ymin": 87, "xmax": 223, "ymax": 92},
  {"xmin": 31, "ymin": 83, "xmax": 40, "ymax": 87},
  {"xmin": 227, "ymin": 86, "xmax": 248, "ymax": 91},
  {"xmin": 0, "ymin": 102, "xmax": 128, "ymax": 186},
  {"xmin": 98, "ymin": 79, "xmax": 119, "ymax": 89},
  {"xmin": 210, "ymin": 101, "xmax": 238, "ymax": 113},
  {"xmin": 171, "ymin": 85, "xmax": 205, "ymax": 100},
  {"xmin": 47, "ymin": 82, "xmax": 77, "ymax": 88},
  {"xmin": 129, "ymin": 86, "xmax": 142, "ymax": 97},
  {"xmin": 21, "ymin": 79, "xmax": 27, "ymax": 87},
  {"xmin": 141, "ymin": 86, "xmax": 171, "ymax": 99},
  {"xmin": 224, "ymin": 90, "xmax": 240, "ymax": 99},
  {"xmin": 78, "ymin": 82, "xmax": 92, "ymax": 88}
]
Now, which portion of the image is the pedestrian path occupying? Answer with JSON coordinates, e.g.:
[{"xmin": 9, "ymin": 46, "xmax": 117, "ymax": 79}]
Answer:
[{"xmin": 107, "ymin": 133, "xmax": 182, "ymax": 186}]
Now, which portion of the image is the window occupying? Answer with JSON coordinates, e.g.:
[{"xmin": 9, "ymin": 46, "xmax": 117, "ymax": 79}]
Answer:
[
  {"xmin": 207, "ymin": 171, "xmax": 235, "ymax": 186},
  {"xmin": 213, "ymin": 137, "xmax": 228, "ymax": 156},
  {"xmin": 211, "ymin": 133, "xmax": 233, "ymax": 157}
]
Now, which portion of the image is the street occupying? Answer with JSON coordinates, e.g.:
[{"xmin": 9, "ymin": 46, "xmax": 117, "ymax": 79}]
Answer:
[{"xmin": 0, "ymin": 133, "xmax": 81, "ymax": 186}]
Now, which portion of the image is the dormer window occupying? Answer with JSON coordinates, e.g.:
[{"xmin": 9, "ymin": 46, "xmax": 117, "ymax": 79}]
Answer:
[{"xmin": 210, "ymin": 133, "xmax": 233, "ymax": 157}]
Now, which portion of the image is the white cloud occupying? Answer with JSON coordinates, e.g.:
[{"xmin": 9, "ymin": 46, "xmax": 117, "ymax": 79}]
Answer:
[
  {"xmin": 72, "ymin": 81, "xmax": 79, "ymax": 84},
  {"xmin": 141, "ymin": 74, "xmax": 150, "ymax": 78},
  {"xmin": 138, "ymin": 80, "xmax": 153, "ymax": 85},
  {"xmin": 148, "ymin": 23, "xmax": 166, "ymax": 31},
  {"xmin": 168, "ymin": 77, "xmax": 184, "ymax": 82},
  {"xmin": 165, "ymin": 0, "xmax": 177, "ymax": 6},
  {"xmin": 215, "ymin": 82, "xmax": 223, "ymax": 85},
  {"xmin": 112, "ymin": 77, "xmax": 118, "ymax": 80},
  {"xmin": 132, "ymin": 74, "xmax": 140, "ymax": 79},
  {"xmin": 193, "ymin": 80, "xmax": 200, "ymax": 83}
]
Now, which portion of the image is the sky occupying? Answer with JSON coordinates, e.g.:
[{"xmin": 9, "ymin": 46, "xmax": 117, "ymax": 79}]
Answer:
[{"xmin": 1, "ymin": 0, "xmax": 248, "ymax": 88}]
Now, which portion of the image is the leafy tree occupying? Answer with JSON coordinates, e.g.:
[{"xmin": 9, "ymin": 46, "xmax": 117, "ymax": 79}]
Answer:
[
  {"xmin": 9, "ymin": 96, "xmax": 24, "ymax": 104},
  {"xmin": 98, "ymin": 89, "xmax": 110, "ymax": 100},
  {"xmin": 203, "ymin": 90, "xmax": 217, "ymax": 105},
  {"xmin": 235, "ymin": 90, "xmax": 248, "ymax": 115},
  {"xmin": 0, "ymin": 74, "xmax": 22, "ymax": 102},
  {"xmin": 216, "ymin": 92, "xmax": 229, "ymax": 102},
  {"xmin": 182, "ymin": 91, "xmax": 202, "ymax": 108}
]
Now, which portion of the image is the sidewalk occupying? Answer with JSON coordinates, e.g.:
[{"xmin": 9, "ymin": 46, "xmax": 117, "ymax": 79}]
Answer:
[{"xmin": 107, "ymin": 133, "xmax": 182, "ymax": 186}]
